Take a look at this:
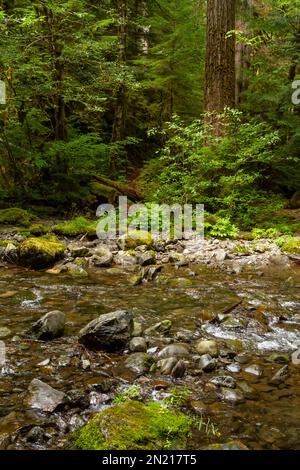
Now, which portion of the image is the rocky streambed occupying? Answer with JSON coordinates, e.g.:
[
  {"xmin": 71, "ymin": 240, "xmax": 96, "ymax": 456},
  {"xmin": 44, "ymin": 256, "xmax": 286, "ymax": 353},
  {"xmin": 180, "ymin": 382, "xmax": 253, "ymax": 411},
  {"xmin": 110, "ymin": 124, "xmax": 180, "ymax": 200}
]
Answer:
[{"xmin": 0, "ymin": 232, "xmax": 300, "ymax": 450}]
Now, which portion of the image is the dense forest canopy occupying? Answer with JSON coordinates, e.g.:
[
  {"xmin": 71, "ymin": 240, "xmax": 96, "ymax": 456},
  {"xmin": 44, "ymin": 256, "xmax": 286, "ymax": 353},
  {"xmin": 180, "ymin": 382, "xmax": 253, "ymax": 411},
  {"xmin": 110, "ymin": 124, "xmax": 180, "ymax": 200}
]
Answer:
[{"xmin": 0, "ymin": 0, "xmax": 299, "ymax": 231}]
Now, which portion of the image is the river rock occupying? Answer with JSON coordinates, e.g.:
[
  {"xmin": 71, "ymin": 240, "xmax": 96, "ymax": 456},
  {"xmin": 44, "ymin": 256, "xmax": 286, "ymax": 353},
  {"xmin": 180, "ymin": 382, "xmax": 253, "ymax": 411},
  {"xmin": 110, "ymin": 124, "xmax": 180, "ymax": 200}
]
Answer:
[
  {"xmin": 145, "ymin": 320, "xmax": 172, "ymax": 336},
  {"xmin": 244, "ymin": 364, "xmax": 263, "ymax": 377},
  {"xmin": 91, "ymin": 247, "xmax": 113, "ymax": 267},
  {"xmin": 270, "ymin": 365, "xmax": 289, "ymax": 385},
  {"xmin": 28, "ymin": 310, "xmax": 65, "ymax": 340},
  {"xmin": 0, "ymin": 327, "xmax": 11, "ymax": 340},
  {"xmin": 158, "ymin": 343, "xmax": 189, "ymax": 359},
  {"xmin": 129, "ymin": 337, "xmax": 147, "ymax": 353},
  {"xmin": 19, "ymin": 237, "xmax": 65, "ymax": 269},
  {"xmin": 79, "ymin": 310, "xmax": 134, "ymax": 351},
  {"xmin": 27, "ymin": 379, "xmax": 66, "ymax": 412},
  {"xmin": 220, "ymin": 388, "xmax": 244, "ymax": 404},
  {"xmin": 195, "ymin": 339, "xmax": 219, "ymax": 357},
  {"xmin": 125, "ymin": 353, "xmax": 153, "ymax": 375},
  {"xmin": 214, "ymin": 249, "xmax": 227, "ymax": 262},
  {"xmin": 62, "ymin": 262, "xmax": 88, "ymax": 277},
  {"xmin": 114, "ymin": 251, "xmax": 137, "ymax": 266},
  {"xmin": 69, "ymin": 244, "xmax": 90, "ymax": 258},
  {"xmin": 26, "ymin": 426, "xmax": 44, "ymax": 443},
  {"xmin": 157, "ymin": 357, "xmax": 186, "ymax": 378},
  {"xmin": 199, "ymin": 354, "xmax": 217, "ymax": 372},
  {"xmin": 2, "ymin": 243, "xmax": 19, "ymax": 263},
  {"xmin": 137, "ymin": 251, "xmax": 155, "ymax": 266},
  {"xmin": 210, "ymin": 375, "xmax": 236, "ymax": 389}
]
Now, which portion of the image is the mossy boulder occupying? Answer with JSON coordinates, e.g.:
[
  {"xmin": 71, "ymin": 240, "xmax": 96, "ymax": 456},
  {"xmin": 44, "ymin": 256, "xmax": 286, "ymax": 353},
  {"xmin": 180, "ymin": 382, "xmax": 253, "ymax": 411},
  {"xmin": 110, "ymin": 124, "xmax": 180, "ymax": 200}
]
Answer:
[
  {"xmin": 281, "ymin": 238, "xmax": 300, "ymax": 255},
  {"xmin": 72, "ymin": 400, "xmax": 191, "ymax": 450},
  {"xmin": 0, "ymin": 207, "xmax": 33, "ymax": 227},
  {"xmin": 19, "ymin": 236, "xmax": 65, "ymax": 269},
  {"xmin": 117, "ymin": 230, "xmax": 153, "ymax": 250}
]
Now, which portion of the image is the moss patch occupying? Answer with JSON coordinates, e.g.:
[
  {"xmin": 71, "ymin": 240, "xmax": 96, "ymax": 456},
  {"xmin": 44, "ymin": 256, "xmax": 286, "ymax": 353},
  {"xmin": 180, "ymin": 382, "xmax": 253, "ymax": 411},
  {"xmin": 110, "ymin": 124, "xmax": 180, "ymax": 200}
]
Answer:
[
  {"xmin": 0, "ymin": 208, "xmax": 33, "ymax": 227},
  {"xmin": 53, "ymin": 217, "xmax": 97, "ymax": 237},
  {"xmin": 281, "ymin": 238, "xmax": 300, "ymax": 254},
  {"xmin": 118, "ymin": 230, "xmax": 153, "ymax": 250},
  {"xmin": 19, "ymin": 236, "xmax": 65, "ymax": 269},
  {"xmin": 28, "ymin": 224, "xmax": 50, "ymax": 236},
  {"xmin": 72, "ymin": 400, "xmax": 191, "ymax": 450}
]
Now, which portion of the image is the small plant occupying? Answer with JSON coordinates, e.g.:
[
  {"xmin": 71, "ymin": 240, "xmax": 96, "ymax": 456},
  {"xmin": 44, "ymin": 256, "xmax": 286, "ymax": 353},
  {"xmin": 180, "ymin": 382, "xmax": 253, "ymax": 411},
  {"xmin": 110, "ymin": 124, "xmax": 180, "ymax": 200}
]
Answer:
[
  {"xmin": 53, "ymin": 216, "xmax": 97, "ymax": 237},
  {"xmin": 250, "ymin": 227, "xmax": 280, "ymax": 240},
  {"xmin": 190, "ymin": 415, "xmax": 221, "ymax": 438},
  {"xmin": 234, "ymin": 243, "xmax": 252, "ymax": 255},
  {"xmin": 163, "ymin": 387, "xmax": 192, "ymax": 408},
  {"xmin": 113, "ymin": 385, "xmax": 142, "ymax": 404}
]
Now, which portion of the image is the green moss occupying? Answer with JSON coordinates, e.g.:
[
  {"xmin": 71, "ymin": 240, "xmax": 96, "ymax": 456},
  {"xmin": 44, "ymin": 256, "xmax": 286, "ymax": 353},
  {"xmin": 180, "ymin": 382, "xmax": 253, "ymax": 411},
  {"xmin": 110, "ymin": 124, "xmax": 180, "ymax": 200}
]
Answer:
[
  {"xmin": 234, "ymin": 244, "xmax": 252, "ymax": 255},
  {"xmin": 281, "ymin": 238, "xmax": 300, "ymax": 254},
  {"xmin": 118, "ymin": 230, "xmax": 153, "ymax": 250},
  {"xmin": 28, "ymin": 224, "xmax": 50, "ymax": 236},
  {"xmin": 0, "ymin": 240, "xmax": 17, "ymax": 247},
  {"xmin": 0, "ymin": 208, "xmax": 33, "ymax": 227},
  {"xmin": 53, "ymin": 216, "xmax": 97, "ymax": 237},
  {"xmin": 19, "ymin": 236, "xmax": 65, "ymax": 269},
  {"xmin": 72, "ymin": 400, "xmax": 191, "ymax": 450}
]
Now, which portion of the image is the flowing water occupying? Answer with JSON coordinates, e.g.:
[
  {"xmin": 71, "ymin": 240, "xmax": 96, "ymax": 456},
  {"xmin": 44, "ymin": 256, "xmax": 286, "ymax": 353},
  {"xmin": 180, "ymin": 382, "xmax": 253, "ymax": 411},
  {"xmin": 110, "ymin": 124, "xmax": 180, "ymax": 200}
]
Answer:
[{"xmin": 1, "ymin": 262, "xmax": 300, "ymax": 450}]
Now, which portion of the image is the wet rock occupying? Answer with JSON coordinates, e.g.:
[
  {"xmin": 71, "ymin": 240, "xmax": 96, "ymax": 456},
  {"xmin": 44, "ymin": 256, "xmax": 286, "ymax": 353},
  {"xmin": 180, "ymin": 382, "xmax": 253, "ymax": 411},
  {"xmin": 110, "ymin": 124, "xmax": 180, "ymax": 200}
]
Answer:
[
  {"xmin": 172, "ymin": 360, "xmax": 186, "ymax": 378},
  {"xmin": 89, "ymin": 391, "xmax": 111, "ymax": 408},
  {"xmin": 199, "ymin": 354, "xmax": 217, "ymax": 372},
  {"xmin": 210, "ymin": 375, "xmax": 236, "ymax": 389},
  {"xmin": 142, "ymin": 265, "xmax": 162, "ymax": 281},
  {"xmin": 226, "ymin": 363, "xmax": 241, "ymax": 373},
  {"xmin": 69, "ymin": 245, "xmax": 90, "ymax": 258},
  {"xmin": 270, "ymin": 365, "xmax": 289, "ymax": 385},
  {"xmin": 27, "ymin": 310, "xmax": 65, "ymax": 340},
  {"xmin": 137, "ymin": 251, "xmax": 155, "ymax": 266},
  {"xmin": 27, "ymin": 379, "xmax": 66, "ymax": 412},
  {"xmin": 114, "ymin": 251, "xmax": 137, "ymax": 266},
  {"xmin": 62, "ymin": 262, "xmax": 88, "ymax": 277},
  {"xmin": 195, "ymin": 339, "xmax": 219, "ymax": 357},
  {"xmin": 2, "ymin": 243, "xmax": 19, "ymax": 263},
  {"xmin": 0, "ymin": 340, "xmax": 6, "ymax": 366},
  {"xmin": 158, "ymin": 343, "xmax": 189, "ymax": 359},
  {"xmin": 157, "ymin": 357, "xmax": 178, "ymax": 375},
  {"xmin": 79, "ymin": 310, "xmax": 134, "ymax": 351},
  {"xmin": 270, "ymin": 255, "xmax": 290, "ymax": 266},
  {"xmin": 221, "ymin": 315, "xmax": 248, "ymax": 329},
  {"xmin": 129, "ymin": 337, "xmax": 147, "ymax": 353},
  {"xmin": 220, "ymin": 388, "xmax": 244, "ymax": 404},
  {"xmin": 69, "ymin": 415, "xmax": 86, "ymax": 432},
  {"xmin": 117, "ymin": 231, "xmax": 152, "ymax": 251},
  {"xmin": 244, "ymin": 364, "xmax": 263, "ymax": 377},
  {"xmin": 267, "ymin": 353, "xmax": 290, "ymax": 364},
  {"xmin": 0, "ymin": 327, "xmax": 11, "ymax": 339},
  {"xmin": 235, "ymin": 353, "xmax": 250, "ymax": 364},
  {"xmin": 0, "ymin": 432, "xmax": 11, "ymax": 450},
  {"xmin": 26, "ymin": 426, "xmax": 44, "ymax": 443},
  {"xmin": 129, "ymin": 273, "xmax": 143, "ymax": 286},
  {"xmin": 174, "ymin": 329, "xmax": 195, "ymax": 343},
  {"xmin": 133, "ymin": 322, "xmax": 143, "ymax": 337},
  {"xmin": 125, "ymin": 353, "xmax": 154, "ymax": 375},
  {"xmin": 91, "ymin": 247, "xmax": 113, "ymax": 267},
  {"xmin": 169, "ymin": 253, "xmax": 189, "ymax": 266},
  {"xmin": 236, "ymin": 380, "xmax": 256, "ymax": 397},
  {"xmin": 19, "ymin": 237, "xmax": 65, "ymax": 270},
  {"xmin": 145, "ymin": 320, "xmax": 172, "ymax": 336}
]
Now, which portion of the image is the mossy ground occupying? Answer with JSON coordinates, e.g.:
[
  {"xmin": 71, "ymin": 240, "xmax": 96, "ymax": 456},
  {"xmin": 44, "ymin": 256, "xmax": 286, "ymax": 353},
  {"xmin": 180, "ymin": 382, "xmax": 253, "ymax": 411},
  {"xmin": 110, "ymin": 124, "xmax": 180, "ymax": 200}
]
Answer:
[
  {"xmin": 53, "ymin": 216, "xmax": 97, "ymax": 237},
  {"xmin": 19, "ymin": 236, "xmax": 65, "ymax": 269},
  {"xmin": 72, "ymin": 400, "xmax": 191, "ymax": 450},
  {"xmin": 0, "ymin": 208, "xmax": 33, "ymax": 227}
]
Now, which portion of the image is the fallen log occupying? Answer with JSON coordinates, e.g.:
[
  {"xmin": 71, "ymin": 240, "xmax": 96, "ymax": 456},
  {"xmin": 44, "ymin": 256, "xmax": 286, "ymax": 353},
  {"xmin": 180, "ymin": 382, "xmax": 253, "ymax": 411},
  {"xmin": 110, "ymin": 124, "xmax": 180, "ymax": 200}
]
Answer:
[{"xmin": 92, "ymin": 175, "xmax": 143, "ymax": 202}]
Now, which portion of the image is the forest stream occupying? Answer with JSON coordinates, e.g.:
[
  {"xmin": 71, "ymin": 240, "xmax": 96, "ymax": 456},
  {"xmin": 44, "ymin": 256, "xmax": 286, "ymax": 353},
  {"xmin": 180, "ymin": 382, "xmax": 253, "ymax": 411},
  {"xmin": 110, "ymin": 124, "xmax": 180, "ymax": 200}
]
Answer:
[{"xmin": 1, "ymin": 259, "xmax": 300, "ymax": 450}]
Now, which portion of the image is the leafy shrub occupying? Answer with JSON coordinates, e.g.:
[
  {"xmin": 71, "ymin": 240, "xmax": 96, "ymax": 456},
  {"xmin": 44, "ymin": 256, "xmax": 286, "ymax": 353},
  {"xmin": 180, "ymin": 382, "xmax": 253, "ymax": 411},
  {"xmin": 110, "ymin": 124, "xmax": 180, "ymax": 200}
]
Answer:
[{"xmin": 141, "ymin": 110, "xmax": 287, "ymax": 229}]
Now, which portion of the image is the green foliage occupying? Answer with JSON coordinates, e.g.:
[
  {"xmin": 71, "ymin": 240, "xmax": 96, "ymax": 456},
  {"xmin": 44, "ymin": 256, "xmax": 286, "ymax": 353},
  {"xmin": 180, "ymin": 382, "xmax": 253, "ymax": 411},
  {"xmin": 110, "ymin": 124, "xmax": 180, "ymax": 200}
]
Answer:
[
  {"xmin": 0, "ymin": 208, "xmax": 33, "ymax": 227},
  {"xmin": 280, "ymin": 238, "xmax": 300, "ymax": 254},
  {"xmin": 163, "ymin": 387, "xmax": 192, "ymax": 408},
  {"xmin": 142, "ymin": 111, "xmax": 286, "ymax": 229}
]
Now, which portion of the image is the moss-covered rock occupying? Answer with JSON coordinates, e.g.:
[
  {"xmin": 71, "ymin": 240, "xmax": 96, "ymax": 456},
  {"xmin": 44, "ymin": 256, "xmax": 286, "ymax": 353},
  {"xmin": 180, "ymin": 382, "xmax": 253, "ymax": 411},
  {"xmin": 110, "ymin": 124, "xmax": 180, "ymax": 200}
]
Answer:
[
  {"xmin": 281, "ymin": 238, "xmax": 300, "ymax": 254},
  {"xmin": 28, "ymin": 224, "xmax": 50, "ymax": 236},
  {"xmin": 72, "ymin": 400, "xmax": 191, "ymax": 450},
  {"xmin": 0, "ymin": 208, "xmax": 33, "ymax": 227},
  {"xmin": 117, "ymin": 230, "xmax": 152, "ymax": 250},
  {"xmin": 19, "ymin": 236, "xmax": 65, "ymax": 269}
]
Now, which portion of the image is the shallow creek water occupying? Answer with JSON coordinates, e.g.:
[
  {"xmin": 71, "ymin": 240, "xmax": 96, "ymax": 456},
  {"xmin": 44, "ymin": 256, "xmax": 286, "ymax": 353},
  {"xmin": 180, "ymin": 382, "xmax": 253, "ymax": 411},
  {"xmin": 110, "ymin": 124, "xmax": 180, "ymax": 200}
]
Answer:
[{"xmin": 1, "ymin": 262, "xmax": 300, "ymax": 450}]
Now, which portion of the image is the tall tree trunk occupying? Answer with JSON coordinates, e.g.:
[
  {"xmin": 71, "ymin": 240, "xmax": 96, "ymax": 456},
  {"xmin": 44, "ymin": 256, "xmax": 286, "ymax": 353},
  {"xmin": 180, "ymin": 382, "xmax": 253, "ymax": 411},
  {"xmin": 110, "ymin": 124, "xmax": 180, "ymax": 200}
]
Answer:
[
  {"xmin": 204, "ymin": 0, "xmax": 236, "ymax": 114},
  {"xmin": 110, "ymin": 0, "xmax": 128, "ymax": 176}
]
